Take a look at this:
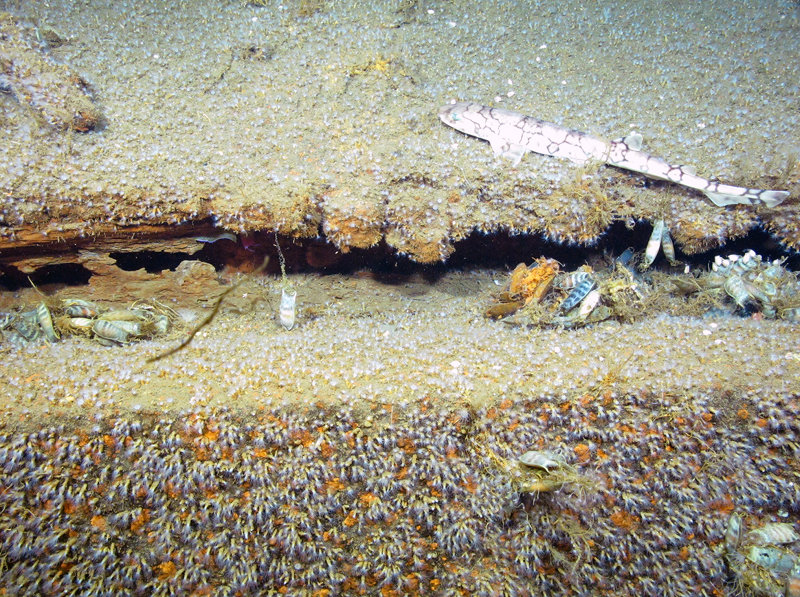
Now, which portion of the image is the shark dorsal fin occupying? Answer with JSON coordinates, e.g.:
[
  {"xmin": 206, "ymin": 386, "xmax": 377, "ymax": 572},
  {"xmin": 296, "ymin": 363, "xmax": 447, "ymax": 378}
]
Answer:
[{"xmin": 619, "ymin": 132, "xmax": 643, "ymax": 151}]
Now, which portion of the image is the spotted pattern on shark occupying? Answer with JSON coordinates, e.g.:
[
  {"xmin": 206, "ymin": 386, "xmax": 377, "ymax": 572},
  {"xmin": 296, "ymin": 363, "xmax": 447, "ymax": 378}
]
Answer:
[{"xmin": 439, "ymin": 102, "xmax": 790, "ymax": 208}]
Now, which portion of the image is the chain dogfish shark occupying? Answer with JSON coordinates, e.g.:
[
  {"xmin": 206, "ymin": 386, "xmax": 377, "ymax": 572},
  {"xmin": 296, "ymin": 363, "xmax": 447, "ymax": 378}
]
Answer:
[{"xmin": 439, "ymin": 101, "xmax": 790, "ymax": 208}]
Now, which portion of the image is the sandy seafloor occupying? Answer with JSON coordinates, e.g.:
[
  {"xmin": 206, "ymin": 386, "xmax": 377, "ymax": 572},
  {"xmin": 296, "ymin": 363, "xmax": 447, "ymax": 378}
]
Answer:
[{"xmin": 1, "ymin": 0, "xmax": 800, "ymax": 596}]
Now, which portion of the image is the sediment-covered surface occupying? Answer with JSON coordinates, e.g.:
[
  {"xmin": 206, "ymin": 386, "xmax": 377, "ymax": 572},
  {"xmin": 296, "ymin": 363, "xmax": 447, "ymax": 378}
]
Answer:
[
  {"xmin": 2, "ymin": 270, "xmax": 800, "ymax": 415},
  {"xmin": 1, "ymin": 0, "xmax": 799, "ymax": 263}
]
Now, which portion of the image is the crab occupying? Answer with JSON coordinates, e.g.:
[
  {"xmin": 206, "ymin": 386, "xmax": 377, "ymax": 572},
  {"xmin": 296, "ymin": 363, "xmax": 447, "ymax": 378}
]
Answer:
[{"xmin": 485, "ymin": 257, "xmax": 560, "ymax": 319}]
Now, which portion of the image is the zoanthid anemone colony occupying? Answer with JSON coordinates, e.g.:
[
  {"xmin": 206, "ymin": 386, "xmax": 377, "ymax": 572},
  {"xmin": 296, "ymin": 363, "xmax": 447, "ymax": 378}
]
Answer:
[{"xmin": 0, "ymin": 393, "xmax": 799, "ymax": 596}]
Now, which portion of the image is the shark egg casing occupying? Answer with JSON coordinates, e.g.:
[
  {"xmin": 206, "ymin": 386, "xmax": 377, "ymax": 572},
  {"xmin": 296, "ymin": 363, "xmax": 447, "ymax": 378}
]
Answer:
[{"xmin": 279, "ymin": 288, "xmax": 297, "ymax": 330}]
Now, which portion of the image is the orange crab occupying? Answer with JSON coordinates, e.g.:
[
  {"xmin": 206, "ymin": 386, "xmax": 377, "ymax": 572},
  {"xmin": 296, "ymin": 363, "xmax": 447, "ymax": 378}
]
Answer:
[{"xmin": 485, "ymin": 257, "xmax": 560, "ymax": 318}]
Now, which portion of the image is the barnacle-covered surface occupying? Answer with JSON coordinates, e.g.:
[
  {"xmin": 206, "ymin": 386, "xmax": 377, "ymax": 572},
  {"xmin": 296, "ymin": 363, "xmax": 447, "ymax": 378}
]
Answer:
[{"xmin": 0, "ymin": 1, "xmax": 798, "ymax": 263}]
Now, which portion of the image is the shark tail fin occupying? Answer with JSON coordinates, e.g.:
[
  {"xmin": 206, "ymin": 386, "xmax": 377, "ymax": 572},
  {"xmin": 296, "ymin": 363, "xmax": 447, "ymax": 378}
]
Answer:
[
  {"xmin": 756, "ymin": 190, "xmax": 791, "ymax": 208},
  {"xmin": 704, "ymin": 189, "xmax": 790, "ymax": 208}
]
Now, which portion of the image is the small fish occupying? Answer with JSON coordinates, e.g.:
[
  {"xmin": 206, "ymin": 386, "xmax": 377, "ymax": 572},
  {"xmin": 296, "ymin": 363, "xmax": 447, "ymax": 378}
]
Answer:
[
  {"xmin": 64, "ymin": 303, "xmax": 98, "ymax": 318},
  {"xmin": 193, "ymin": 232, "xmax": 238, "ymax": 244},
  {"xmin": 641, "ymin": 219, "xmax": 666, "ymax": 270},
  {"xmin": 559, "ymin": 273, "xmax": 595, "ymax": 312},
  {"xmin": 724, "ymin": 275, "xmax": 763, "ymax": 310},
  {"xmin": 746, "ymin": 522, "xmax": 800, "ymax": 546},
  {"xmin": 439, "ymin": 102, "xmax": 790, "ymax": 208},
  {"xmin": 14, "ymin": 310, "xmax": 40, "ymax": 341},
  {"xmin": 746, "ymin": 545, "xmax": 797, "ymax": 574},
  {"xmin": 724, "ymin": 512, "xmax": 742, "ymax": 552},
  {"xmin": 36, "ymin": 302, "xmax": 59, "ymax": 342},
  {"xmin": 519, "ymin": 450, "xmax": 563, "ymax": 473},
  {"xmin": 787, "ymin": 572, "xmax": 800, "ymax": 597},
  {"xmin": 92, "ymin": 319, "xmax": 130, "ymax": 344},
  {"xmin": 660, "ymin": 226, "xmax": 677, "ymax": 265}
]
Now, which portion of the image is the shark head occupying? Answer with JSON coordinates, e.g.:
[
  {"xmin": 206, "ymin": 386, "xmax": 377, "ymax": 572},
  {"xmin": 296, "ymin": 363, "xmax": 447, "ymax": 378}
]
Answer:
[{"xmin": 438, "ymin": 101, "xmax": 483, "ymax": 137}]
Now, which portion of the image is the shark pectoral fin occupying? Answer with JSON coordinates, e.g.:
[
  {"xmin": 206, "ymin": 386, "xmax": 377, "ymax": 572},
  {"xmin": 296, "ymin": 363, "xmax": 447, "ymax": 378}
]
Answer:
[
  {"xmin": 615, "ymin": 132, "xmax": 643, "ymax": 151},
  {"xmin": 489, "ymin": 137, "xmax": 526, "ymax": 166},
  {"xmin": 703, "ymin": 190, "xmax": 752, "ymax": 207}
]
